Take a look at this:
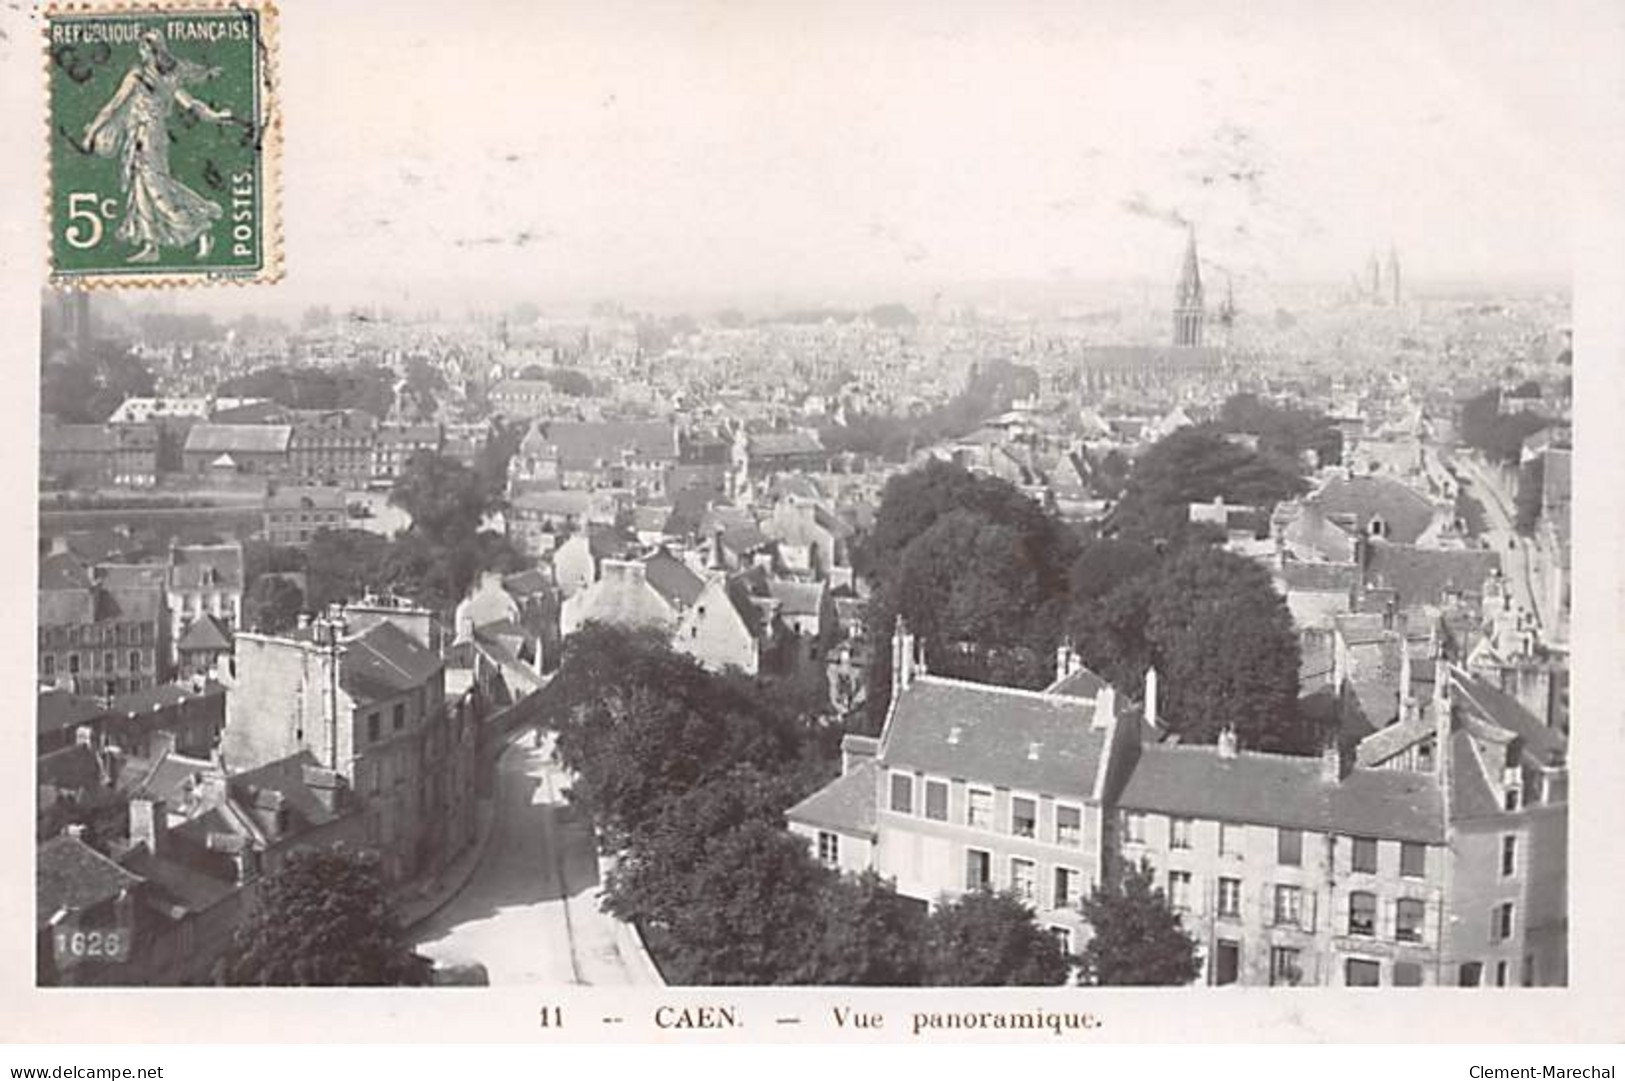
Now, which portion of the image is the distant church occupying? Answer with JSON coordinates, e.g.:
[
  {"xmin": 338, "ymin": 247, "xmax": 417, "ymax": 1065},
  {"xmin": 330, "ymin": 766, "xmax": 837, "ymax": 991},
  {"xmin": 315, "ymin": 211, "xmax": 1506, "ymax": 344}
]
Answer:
[
  {"xmin": 1173, "ymin": 226, "xmax": 1205, "ymax": 347},
  {"xmin": 1069, "ymin": 225, "xmax": 1226, "ymax": 391}
]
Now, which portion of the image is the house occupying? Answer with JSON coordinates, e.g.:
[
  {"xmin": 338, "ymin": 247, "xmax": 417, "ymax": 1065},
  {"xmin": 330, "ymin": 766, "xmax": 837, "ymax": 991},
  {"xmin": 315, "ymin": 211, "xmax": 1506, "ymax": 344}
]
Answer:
[
  {"xmin": 550, "ymin": 527, "xmax": 639, "ymax": 598},
  {"xmin": 788, "ymin": 627, "xmax": 1130, "ymax": 954},
  {"xmin": 509, "ymin": 419, "xmax": 679, "ymax": 498},
  {"xmin": 287, "ymin": 409, "xmax": 377, "ymax": 487},
  {"xmin": 371, "ymin": 423, "xmax": 443, "ymax": 484},
  {"xmin": 788, "ymin": 623, "xmax": 1568, "ymax": 987},
  {"xmin": 263, "ymin": 486, "xmax": 346, "ymax": 546},
  {"xmin": 181, "ymin": 424, "xmax": 292, "ymax": 476},
  {"xmin": 1304, "ymin": 474, "xmax": 1449, "ymax": 546},
  {"xmin": 762, "ymin": 498, "xmax": 855, "ymax": 581},
  {"xmin": 176, "ymin": 615, "xmax": 233, "ymax": 681},
  {"xmin": 166, "ymin": 542, "xmax": 244, "ymax": 658},
  {"xmin": 507, "ymin": 489, "xmax": 621, "ymax": 557},
  {"xmin": 221, "ymin": 605, "xmax": 477, "ymax": 885},
  {"xmin": 38, "ymin": 553, "xmax": 170, "ymax": 697},
  {"xmin": 673, "ymin": 575, "xmax": 767, "ymax": 675},
  {"xmin": 559, "ymin": 559, "xmax": 682, "ymax": 639}
]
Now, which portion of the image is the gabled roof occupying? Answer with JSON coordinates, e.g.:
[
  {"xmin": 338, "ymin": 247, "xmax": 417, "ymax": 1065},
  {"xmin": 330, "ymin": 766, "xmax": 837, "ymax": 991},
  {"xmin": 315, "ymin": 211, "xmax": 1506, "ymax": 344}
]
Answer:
[
  {"xmin": 1280, "ymin": 560, "xmax": 1361, "ymax": 593},
  {"xmin": 177, "ymin": 614, "xmax": 233, "ymax": 653},
  {"xmin": 767, "ymin": 578, "xmax": 825, "ymax": 618},
  {"xmin": 37, "ymin": 834, "xmax": 143, "ymax": 929},
  {"xmin": 1118, "ymin": 744, "xmax": 1446, "ymax": 843},
  {"xmin": 1308, "ymin": 475, "xmax": 1438, "ymax": 544},
  {"xmin": 40, "ymin": 551, "xmax": 93, "ymax": 591},
  {"xmin": 38, "ymin": 743, "xmax": 106, "ymax": 793},
  {"xmin": 227, "ymin": 749, "xmax": 345, "ymax": 831},
  {"xmin": 881, "ymin": 676, "xmax": 1107, "ymax": 802},
  {"xmin": 786, "ymin": 760, "xmax": 878, "ymax": 838},
  {"xmin": 535, "ymin": 421, "xmax": 678, "ymax": 468},
  {"xmin": 1280, "ymin": 504, "xmax": 1357, "ymax": 562},
  {"xmin": 1044, "ymin": 664, "xmax": 1111, "ymax": 699},
  {"xmin": 340, "ymin": 620, "xmax": 443, "ymax": 703},
  {"xmin": 747, "ymin": 430, "xmax": 825, "ymax": 458},
  {"xmin": 169, "ymin": 543, "xmax": 246, "ymax": 591}
]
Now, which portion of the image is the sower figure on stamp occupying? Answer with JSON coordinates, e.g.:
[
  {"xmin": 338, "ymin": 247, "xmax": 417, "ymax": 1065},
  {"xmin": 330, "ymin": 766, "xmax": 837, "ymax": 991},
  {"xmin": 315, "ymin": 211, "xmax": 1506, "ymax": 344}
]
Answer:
[{"xmin": 82, "ymin": 29, "xmax": 234, "ymax": 264}]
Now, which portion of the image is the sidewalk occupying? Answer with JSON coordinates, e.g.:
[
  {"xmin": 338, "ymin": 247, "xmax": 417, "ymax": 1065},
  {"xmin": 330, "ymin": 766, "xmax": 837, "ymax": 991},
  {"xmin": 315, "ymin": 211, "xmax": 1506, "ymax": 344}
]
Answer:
[
  {"xmin": 396, "ymin": 795, "xmax": 497, "ymax": 931},
  {"xmin": 395, "ymin": 726, "xmax": 536, "ymax": 931}
]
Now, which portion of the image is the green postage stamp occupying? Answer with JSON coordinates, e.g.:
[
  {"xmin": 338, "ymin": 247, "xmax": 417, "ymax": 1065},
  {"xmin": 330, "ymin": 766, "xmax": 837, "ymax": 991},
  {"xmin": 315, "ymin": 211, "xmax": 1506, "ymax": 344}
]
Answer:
[{"xmin": 45, "ymin": 0, "xmax": 281, "ymax": 287}]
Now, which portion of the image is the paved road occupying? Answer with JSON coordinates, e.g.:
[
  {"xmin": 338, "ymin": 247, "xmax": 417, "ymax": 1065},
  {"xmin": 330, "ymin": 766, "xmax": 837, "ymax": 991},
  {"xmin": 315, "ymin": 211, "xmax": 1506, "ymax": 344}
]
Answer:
[
  {"xmin": 409, "ymin": 731, "xmax": 644, "ymax": 985},
  {"xmin": 1457, "ymin": 455, "xmax": 1547, "ymax": 631}
]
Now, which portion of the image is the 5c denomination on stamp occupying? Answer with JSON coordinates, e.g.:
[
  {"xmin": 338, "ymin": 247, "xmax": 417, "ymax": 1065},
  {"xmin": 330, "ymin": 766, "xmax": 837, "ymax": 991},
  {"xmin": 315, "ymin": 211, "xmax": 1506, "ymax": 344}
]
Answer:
[{"xmin": 45, "ymin": 0, "xmax": 281, "ymax": 288}]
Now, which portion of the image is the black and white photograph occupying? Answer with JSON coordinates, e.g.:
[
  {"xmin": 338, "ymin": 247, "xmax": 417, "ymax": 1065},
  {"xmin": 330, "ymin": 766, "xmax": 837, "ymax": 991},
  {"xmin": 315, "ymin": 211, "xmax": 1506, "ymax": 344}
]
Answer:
[{"xmin": 5, "ymin": 0, "xmax": 1625, "ymax": 1055}]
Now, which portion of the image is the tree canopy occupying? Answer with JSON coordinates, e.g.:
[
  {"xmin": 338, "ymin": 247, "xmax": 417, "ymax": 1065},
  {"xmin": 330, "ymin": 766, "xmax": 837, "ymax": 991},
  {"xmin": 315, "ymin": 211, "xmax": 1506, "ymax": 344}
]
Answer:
[
  {"xmin": 216, "ymin": 364, "xmax": 395, "ymax": 418},
  {"xmin": 1069, "ymin": 545, "xmax": 1305, "ymax": 752},
  {"xmin": 243, "ymin": 573, "xmax": 305, "ymax": 635},
  {"xmin": 1105, "ymin": 425, "xmax": 1307, "ymax": 549},
  {"xmin": 1217, "ymin": 393, "xmax": 1343, "ymax": 468},
  {"xmin": 1459, "ymin": 389, "xmax": 1550, "ymax": 466},
  {"xmin": 922, "ymin": 890, "xmax": 1071, "ymax": 986},
  {"xmin": 226, "ymin": 846, "xmax": 419, "ymax": 986},
  {"xmin": 40, "ymin": 340, "xmax": 156, "ymax": 424},
  {"xmin": 1076, "ymin": 860, "xmax": 1201, "ymax": 987}
]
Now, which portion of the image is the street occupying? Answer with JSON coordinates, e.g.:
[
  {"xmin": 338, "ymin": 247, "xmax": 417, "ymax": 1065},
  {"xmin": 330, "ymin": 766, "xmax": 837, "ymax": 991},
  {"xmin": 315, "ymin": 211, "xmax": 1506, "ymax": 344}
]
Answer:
[
  {"xmin": 1455, "ymin": 454, "xmax": 1547, "ymax": 632},
  {"xmin": 409, "ymin": 731, "xmax": 648, "ymax": 985}
]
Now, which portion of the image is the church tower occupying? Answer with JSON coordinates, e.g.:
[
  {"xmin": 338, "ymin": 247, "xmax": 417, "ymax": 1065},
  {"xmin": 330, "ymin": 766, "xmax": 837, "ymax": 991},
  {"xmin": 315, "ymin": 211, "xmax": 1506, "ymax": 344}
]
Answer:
[{"xmin": 1173, "ymin": 226, "xmax": 1205, "ymax": 347}]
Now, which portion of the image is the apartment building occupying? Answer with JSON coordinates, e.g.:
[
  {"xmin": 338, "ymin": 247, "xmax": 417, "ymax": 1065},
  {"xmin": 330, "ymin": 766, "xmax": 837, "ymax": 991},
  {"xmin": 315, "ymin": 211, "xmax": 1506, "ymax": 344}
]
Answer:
[{"xmin": 788, "ymin": 623, "xmax": 1568, "ymax": 986}]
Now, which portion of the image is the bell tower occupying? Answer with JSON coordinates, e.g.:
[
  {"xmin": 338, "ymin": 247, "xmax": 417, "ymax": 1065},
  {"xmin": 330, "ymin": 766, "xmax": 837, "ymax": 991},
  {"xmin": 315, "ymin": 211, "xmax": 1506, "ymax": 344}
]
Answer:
[{"xmin": 1173, "ymin": 226, "xmax": 1205, "ymax": 347}]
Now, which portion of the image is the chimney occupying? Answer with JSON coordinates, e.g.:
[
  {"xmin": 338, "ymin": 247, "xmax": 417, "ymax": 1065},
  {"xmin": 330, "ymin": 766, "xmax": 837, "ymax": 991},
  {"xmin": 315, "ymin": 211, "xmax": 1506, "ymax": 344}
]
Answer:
[
  {"xmin": 1092, "ymin": 685, "xmax": 1117, "ymax": 730},
  {"xmin": 1216, "ymin": 727, "xmax": 1239, "ymax": 759},
  {"xmin": 1320, "ymin": 740, "xmax": 1344, "ymax": 783},
  {"xmin": 64, "ymin": 823, "xmax": 87, "ymax": 841},
  {"xmin": 129, "ymin": 797, "xmax": 167, "ymax": 858},
  {"xmin": 891, "ymin": 616, "xmax": 917, "ymax": 699},
  {"xmin": 1144, "ymin": 666, "xmax": 1160, "ymax": 731}
]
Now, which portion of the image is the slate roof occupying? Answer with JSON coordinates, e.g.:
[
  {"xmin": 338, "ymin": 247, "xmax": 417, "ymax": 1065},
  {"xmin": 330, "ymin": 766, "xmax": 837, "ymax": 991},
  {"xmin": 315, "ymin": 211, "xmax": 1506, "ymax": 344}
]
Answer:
[
  {"xmin": 786, "ymin": 760, "xmax": 878, "ymax": 838},
  {"xmin": 1281, "ymin": 505, "xmax": 1357, "ymax": 562},
  {"xmin": 641, "ymin": 550, "xmax": 704, "ymax": 609},
  {"xmin": 1451, "ymin": 670, "xmax": 1567, "ymax": 767},
  {"xmin": 38, "ymin": 743, "xmax": 106, "ymax": 793},
  {"xmin": 40, "ymin": 551, "xmax": 93, "ymax": 592},
  {"xmin": 37, "ymin": 690, "xmax": 112, "ymax": 737},
  {"xmin": 501, "ymin": 568, "xmax": 551, "ymax": 596},
  {"xmin": 176, "ymin": 614, "xmax": 233, "ymax": 653},
  {"xmin": 1446, "ymin": 728, "xmax": 1505, "ymax": 821},
  {"xmin": 169, "ymin": 543, "xmax": 245, "ymax": 591},
  {"xmin": 96, "ymin": 586, "xmax": 162, "ymax": 624},
  {"xmin": 768, "ymin": 578, "xmax": 825, "ymax": 618},
  {"xmin": 1364, "ymin": 545, "xmax": 1500, "ymax": 608},
  {"xmin": 340, "ymin": 620, "xmax": 443, "ymax": 703},
  {"xmin": 748, "ymin": 431, "xmax": 825, "ymax": 458},
  {"xmin": 110, "ymin": 680, "xmax": 225, "ymax": 716},
  {"xmin": 880, "ymin": 676, "xmax": 1107, "ymax": 802},
  {"xmin": 183, "ymin": 424, "xmax": 292, "ymax": 455},
  {"xmin": 37, "ymin": 834, "xmax": 142, "ymax": 929},
  {"xmin": 566, "ymin": 565, "xmax": 677, "ymax": 631},
  {"xmin": 537, "ymin": 421, "xmax": 678, "ymax": 468},
  {"xmin": 511, "ymin": 489, "xmax": 595, "ymax": 516},
  {"xmin": 1118, "ymin": 744, "xmax": 1446, "ymax": 843},
  {"xmin": 228, "ymin": 749, "xmax": 344, "ymax": 831},
  {"xmin": 1045, "ymin": 665, "xmax": 1112, "ymax": 699},
  {"xmin": 1308, "ymin": 475, "xmax": 1438, "ymax": 544}
]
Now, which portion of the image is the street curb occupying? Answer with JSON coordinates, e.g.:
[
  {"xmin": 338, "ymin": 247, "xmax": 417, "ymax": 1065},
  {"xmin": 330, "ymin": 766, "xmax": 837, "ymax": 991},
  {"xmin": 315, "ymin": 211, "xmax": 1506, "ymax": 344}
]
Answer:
[{"xmin": 595, "ymin": 845, "xmax": 668, "ymax": 986}]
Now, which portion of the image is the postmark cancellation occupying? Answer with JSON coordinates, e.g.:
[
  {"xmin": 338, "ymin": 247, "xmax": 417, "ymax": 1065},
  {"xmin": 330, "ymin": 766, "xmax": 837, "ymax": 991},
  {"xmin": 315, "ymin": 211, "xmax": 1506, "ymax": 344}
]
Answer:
[{"xmin": 44, "ymin": 0, "xmax": 281, "ymax": 288}]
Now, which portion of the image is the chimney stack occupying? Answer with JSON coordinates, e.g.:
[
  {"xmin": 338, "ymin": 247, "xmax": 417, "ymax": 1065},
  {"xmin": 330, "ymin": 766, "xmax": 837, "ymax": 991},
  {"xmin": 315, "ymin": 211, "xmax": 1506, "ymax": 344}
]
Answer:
[
  {"xmin": 1320, "ymin": 740, "xmax": 1344, "ymax": 784},
  {"xmin": 1144, "ymin": 667, "xmax": 1160, "ymax": 731},
  {"xmin": 129, "ymin": 797, "xmax": 167, "ymax": 858},
  {"xmin": 1216, "ymin": 727, "xmax": 1239, "ymax": 759},
  {"xmin": 1092, "ymin": 685, "xmax": 1117, "ymax": 730}
]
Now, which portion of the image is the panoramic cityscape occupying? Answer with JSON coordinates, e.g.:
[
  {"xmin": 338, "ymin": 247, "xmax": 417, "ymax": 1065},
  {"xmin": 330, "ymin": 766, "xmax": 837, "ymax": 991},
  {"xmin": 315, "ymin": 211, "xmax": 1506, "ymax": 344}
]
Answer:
[{"xmin": 29, "ymin": 2, "xmax": 1575, "ymax": 991}]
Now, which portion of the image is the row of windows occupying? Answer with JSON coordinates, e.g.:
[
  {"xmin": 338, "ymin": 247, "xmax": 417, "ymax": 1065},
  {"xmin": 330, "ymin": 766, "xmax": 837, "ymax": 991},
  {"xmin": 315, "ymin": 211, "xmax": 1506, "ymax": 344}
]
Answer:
[
  {"xmin": 888, "ymin": 773, "xmax": 1084, "ymax": 848},
  {"xmin": 963, "ymin": 848, "xmax": 1087, "ymax": 910},
  {"xmin": 364, "ymin": 702, "xmax": 414, "ymax": 744},
  {"xmin": 1166, "ymin": 873, "xmax": 1436, "ymax": 943},
  {"xmin": 1123, "ymin": 812, "xmax": 1434, "ymax": 877},
  {"xmin": 42, "ymin": 650, "xmax": 151, "ymax": 676},
  {"xmin": 1217, "ymin": 944, "xmax": 1429, "ymax": 987},
  {"xmin": 50, "ymin": 624, "xmax": 155, "ymax": 647}
]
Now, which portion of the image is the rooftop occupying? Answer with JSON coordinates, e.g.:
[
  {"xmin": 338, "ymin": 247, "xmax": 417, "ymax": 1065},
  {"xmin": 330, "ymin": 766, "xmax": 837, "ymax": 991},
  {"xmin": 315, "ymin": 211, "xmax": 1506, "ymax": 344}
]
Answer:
[
  {"xmin": 881, "ymin": 675, "xmax": 1107, "ymax": 802},
  {"xmin": 785, "ymin": 760, "xmax": 878, "ymax": 838}
]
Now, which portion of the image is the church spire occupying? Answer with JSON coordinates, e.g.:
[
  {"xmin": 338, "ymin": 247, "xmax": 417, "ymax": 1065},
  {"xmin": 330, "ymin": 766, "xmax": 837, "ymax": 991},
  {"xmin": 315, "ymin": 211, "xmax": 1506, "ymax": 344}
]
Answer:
[{"xmin": 1173, "ymin": 225, "xmax": 1205, "ymax": 347}]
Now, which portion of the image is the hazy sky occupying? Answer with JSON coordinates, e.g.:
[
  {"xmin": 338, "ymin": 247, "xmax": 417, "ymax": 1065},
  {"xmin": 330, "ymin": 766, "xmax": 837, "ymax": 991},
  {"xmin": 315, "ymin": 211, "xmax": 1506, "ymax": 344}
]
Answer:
[{"xmin": 199, "ymin": 0, "xmax": 1621, "ymax": 311}]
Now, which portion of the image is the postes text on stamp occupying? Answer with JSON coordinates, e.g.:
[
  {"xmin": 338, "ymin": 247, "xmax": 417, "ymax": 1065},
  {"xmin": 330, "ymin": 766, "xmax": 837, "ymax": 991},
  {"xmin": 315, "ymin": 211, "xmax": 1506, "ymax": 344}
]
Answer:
[{"xmin": 45, "ymin": 1, "xmax": 281, "ymax": 288}]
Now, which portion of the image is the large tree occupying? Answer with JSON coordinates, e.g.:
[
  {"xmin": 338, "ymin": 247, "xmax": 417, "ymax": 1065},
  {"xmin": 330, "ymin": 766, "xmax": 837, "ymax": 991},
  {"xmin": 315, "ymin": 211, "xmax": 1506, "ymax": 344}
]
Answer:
[
  {"xmin": 1218, "ymin": 393, "xmax": 1343, "ymax": 468},
  {"xmin": 1076, "ymin": 860, "xmax": 1201, "ymax": 987},
  {"xmin": 922, "ymin": 890, "xmax": 1071, "ymax": 986},
  {"xmin": 546, "ymin": 625, "xmax": 806, "ymax": 844},
  {"xmin": 1070, "ymin": 545, "xmax": 1304, "ymax": 752},
  {"xmin": 802, "ymin": 870, "xmax": 929, "ymax": 986},
  {"xmin": 243, "ymin": 573, "xmax": 305, "ymax": 634},
  {"xmin": 226, "ymin": 846, "xmax": 420, "ymax": 986},
  {"xmin": 1106, "ymin": 426, "xmax": 1307, "ymax": 549},
  {"xmin": 861, "ymin": 461, "xmax": 1079, "ymax": 726}
]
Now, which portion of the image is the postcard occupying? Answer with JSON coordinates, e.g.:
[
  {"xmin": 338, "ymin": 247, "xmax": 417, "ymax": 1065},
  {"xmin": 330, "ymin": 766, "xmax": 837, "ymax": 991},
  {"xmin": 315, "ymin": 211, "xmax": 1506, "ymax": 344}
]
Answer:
[{"xmin": 2, "ymin": 0, "xmax": 1624, "ymax": 1047}]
